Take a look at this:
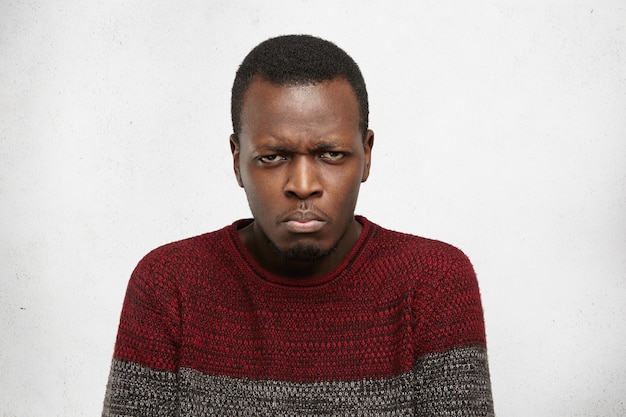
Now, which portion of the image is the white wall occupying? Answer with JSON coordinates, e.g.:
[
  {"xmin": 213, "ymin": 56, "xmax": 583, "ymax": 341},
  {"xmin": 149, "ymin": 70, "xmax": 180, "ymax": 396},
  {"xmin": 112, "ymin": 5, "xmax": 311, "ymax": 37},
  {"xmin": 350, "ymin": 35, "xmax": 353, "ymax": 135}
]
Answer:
[{"xmin": 1, "ymin": 1, "xmax": 624, "ymax": 415}]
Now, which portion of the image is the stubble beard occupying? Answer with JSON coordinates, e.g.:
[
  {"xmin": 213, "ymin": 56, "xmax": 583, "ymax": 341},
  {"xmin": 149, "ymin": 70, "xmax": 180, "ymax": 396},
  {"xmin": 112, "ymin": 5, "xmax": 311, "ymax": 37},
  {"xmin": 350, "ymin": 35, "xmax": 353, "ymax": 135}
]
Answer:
[
  {"xmin": 265, "ymin": 234, "xmax": 336, "ymax": 262},
  {"xmin": 259, "ymin": 218, "xmax": 345, "ymax": 262}
]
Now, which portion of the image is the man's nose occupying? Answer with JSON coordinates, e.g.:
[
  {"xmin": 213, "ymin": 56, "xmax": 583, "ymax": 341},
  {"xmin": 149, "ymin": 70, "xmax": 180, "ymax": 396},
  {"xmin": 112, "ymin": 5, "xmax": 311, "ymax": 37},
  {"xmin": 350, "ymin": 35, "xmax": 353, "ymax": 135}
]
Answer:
[{"xmin": 284, "ymin": 156, "xmax": 323, "ymax": 199}]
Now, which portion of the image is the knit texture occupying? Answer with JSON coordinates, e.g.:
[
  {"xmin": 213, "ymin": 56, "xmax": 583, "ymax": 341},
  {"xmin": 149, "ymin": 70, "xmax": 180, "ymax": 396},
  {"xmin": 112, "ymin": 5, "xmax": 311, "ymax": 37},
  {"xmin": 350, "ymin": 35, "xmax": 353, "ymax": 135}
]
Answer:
[{"xmin": 103, "ymin": 217, "xmax": 494, "ymax": 416}]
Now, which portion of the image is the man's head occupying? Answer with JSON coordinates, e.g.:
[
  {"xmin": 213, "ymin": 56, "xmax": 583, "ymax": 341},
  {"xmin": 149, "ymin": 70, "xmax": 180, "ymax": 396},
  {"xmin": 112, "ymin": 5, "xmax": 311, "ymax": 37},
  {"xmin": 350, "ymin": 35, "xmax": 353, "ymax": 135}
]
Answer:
[
  {"xmin": 231, "ymin": 34, "xmax": 369, "ymax": 143},
  {"xmin": 230, "ymin": 35, "xmax": 373, "ymax": 278}
]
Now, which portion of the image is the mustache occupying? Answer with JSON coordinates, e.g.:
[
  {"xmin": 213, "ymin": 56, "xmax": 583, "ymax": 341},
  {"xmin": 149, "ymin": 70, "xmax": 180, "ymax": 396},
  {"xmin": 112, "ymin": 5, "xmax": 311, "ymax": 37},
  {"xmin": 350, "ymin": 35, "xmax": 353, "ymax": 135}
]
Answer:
[{"xmin": 277, "ymin": 202, "xmax": 332, "ymax": 223}]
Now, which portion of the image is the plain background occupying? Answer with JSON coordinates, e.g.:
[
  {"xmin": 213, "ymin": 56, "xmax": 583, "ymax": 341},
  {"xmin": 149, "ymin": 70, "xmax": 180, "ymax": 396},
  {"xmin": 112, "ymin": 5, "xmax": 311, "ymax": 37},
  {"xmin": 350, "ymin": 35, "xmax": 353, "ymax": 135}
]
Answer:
[{"xmin": 1, "ymin": 1, "xmax": 625, "ymax": 415}]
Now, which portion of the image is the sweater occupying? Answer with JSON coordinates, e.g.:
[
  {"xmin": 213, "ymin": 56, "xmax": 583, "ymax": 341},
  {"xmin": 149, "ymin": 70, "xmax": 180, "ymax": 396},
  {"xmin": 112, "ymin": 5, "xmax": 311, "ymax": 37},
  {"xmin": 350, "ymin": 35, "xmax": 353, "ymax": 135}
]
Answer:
[{"xmin": 103, "ymin": 216, "xmax": 494, "ymax": 416}]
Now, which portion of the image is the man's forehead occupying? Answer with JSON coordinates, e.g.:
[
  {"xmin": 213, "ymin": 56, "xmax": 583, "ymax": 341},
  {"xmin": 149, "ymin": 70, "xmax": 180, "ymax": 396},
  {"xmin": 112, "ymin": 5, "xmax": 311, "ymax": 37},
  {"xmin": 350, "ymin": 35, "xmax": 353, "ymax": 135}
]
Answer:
[
  {"xmin": 243, "ymin": 75, "xmax": 354, "ymax": 101},
  {"xmin": 242, "ymin": 81, "xmax": 357, "ymax": 120},
  {"xmin": 240, "ymin": 77, "xmax": 359, "ymax": 117},
  {"xmin": 251, "ymin": 73, "xmax": 347, "ymax": 88}
]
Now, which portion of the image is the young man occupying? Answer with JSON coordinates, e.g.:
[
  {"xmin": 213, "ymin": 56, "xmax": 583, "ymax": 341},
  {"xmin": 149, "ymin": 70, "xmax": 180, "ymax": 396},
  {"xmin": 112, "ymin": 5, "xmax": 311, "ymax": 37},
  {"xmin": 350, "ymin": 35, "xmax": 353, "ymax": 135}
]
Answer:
[{"xmin": 103, "ymin": 35, "xmax": 494, "ymax": 416}]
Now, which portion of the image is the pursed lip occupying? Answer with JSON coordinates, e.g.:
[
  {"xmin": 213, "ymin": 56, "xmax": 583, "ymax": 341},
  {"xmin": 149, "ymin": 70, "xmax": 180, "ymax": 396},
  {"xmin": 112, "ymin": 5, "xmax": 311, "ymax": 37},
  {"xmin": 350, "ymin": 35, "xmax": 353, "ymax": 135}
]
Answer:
[{"xmin": 282, "ymin": 211, "xmax": 326, "ymax": 233}]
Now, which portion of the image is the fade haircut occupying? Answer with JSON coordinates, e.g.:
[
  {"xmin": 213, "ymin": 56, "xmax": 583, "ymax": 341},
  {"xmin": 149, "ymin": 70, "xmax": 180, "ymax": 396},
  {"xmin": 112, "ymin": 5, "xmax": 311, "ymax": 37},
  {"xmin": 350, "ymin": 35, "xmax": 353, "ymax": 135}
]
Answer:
[{"xmin": 231, "ymin": 34, "xmax": 369, "ymax": 143}]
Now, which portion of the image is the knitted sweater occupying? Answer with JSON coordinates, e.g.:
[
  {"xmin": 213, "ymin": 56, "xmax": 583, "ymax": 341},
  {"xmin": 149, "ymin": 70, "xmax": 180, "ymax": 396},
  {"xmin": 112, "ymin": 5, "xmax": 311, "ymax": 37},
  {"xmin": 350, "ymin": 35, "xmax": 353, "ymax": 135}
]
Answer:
[{"xmin": 103, "ymin": 217, "xmax": 494, "ymax": 416}]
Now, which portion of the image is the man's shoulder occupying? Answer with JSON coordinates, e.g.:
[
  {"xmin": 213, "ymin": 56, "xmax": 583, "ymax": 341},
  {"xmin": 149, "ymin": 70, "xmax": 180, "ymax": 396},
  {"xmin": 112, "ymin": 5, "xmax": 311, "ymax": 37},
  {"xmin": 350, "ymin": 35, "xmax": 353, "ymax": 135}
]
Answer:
[
  {"xmin": 133, "ymin": 221, "xmax": 242, "ymax": 272},
  {"xmin": 371, "ymin": 221, "xmax": 468, "ymax": 258},
  {"xmin": 366, "ymin": 219, "xmax": 473, "ymax": 274},
  {"xmin": 364, "ymin": 220, "xmax": 479, "ymax": 305}
]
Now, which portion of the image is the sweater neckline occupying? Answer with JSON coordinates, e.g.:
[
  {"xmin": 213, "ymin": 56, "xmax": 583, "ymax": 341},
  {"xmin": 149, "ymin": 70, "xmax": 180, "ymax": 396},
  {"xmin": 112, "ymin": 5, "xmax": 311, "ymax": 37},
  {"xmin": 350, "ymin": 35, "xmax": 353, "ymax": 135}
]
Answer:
[{"xmin": 227, "ymin": 216, "xmax": 374, "ymax": 289}]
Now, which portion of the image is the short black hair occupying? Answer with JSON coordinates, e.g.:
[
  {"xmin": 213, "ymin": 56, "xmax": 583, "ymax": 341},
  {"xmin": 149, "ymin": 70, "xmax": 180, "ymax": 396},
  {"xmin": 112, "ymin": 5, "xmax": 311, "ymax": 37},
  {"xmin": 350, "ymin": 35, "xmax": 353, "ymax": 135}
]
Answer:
[{"xmin": 231, "ymin": 34, "xmax": 369, "ymax": 142}]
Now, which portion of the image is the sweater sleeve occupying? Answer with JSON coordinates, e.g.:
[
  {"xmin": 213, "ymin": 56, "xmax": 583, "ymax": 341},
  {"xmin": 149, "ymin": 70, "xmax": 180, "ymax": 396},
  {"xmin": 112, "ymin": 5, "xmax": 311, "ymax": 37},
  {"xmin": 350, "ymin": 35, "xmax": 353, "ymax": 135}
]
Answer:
[
  {"xmin": 102, "ymin": 249, "xmax": 182, "ymax": 417},
  {"xmin": 413, "ymin": 245, "xmax": 495, "ymax": 416}
]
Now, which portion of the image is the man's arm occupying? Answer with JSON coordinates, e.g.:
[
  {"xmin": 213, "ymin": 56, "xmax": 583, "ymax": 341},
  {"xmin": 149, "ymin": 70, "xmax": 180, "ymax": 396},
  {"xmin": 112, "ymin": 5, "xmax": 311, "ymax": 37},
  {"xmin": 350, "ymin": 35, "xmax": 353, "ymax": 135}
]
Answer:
[
  {"xmin": 413, "ymin": 246, "xmax": 495, "ymax": 416},
  {"xmin": 102, "ymin": 250, "xmax": 181, "ymax": 416}
]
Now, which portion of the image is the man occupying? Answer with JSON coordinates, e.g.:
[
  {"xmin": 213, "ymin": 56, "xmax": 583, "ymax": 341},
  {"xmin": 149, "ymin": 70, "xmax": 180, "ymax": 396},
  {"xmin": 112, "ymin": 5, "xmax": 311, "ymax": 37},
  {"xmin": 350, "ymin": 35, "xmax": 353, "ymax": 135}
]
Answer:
[{"xmin": 103, "ymin": 34, "xmax": 494, "ymax": 416}]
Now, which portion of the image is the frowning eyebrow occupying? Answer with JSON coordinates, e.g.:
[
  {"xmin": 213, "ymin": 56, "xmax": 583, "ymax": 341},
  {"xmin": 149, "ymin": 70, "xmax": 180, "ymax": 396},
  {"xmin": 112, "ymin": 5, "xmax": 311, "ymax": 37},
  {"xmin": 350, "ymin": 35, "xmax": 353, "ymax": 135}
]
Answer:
[
  {"xmin": 256, "ymin": 141, "xmax": 345, "ymax": 153},
  {"xmin": 257, "ymin": 144, "xmax": 288, "ymax": 153},
  {"xmin": 310, "ymin": 142, "xmax": 344, "ymax": 151}
]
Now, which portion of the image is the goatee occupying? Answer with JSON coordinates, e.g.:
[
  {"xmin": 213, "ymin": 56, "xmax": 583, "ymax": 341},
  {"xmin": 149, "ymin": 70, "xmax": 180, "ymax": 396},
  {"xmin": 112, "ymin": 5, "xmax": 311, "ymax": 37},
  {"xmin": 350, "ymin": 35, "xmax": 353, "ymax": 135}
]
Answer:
[{"xmin": 268, "ymin": 240, "xmax": 333, "ymax": 262}]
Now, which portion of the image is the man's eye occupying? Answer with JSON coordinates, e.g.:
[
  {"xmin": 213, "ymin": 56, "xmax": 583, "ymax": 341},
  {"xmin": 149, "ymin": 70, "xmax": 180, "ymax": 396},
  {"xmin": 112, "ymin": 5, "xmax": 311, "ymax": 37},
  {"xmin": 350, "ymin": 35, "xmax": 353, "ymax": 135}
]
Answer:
[
  {"xmin": 259, "ymin": 154, "xmax": 285, "ymax": 163},
  {"xmin": 320, "ymin": 151, "xmax": 344, "ymax": 161}
]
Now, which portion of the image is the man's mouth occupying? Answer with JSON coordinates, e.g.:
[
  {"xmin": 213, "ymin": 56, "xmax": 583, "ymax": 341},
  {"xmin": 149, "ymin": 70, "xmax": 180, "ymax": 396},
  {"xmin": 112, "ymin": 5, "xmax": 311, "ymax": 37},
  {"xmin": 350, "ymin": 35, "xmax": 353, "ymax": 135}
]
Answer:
[
  {"xmin": 282, "ymin": 211, "xmax": 326, "ymax": 233},
  {"xmin": 285, "ymin": 219, "xmax": 325, "ymax": 233}
]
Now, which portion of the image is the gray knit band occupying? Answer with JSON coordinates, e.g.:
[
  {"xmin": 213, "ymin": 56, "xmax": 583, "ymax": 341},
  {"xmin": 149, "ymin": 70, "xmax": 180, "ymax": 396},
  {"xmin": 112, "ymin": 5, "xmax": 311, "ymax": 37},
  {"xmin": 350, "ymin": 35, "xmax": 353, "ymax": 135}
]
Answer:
[{"xmin": 103, "ymin": 345, "xmax": 493, "ymax": 416}]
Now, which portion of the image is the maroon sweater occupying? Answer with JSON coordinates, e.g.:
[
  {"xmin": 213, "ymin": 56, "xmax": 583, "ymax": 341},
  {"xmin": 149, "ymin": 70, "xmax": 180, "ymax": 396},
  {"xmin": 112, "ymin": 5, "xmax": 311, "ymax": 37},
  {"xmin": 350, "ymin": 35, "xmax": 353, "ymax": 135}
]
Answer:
[{"xmin": 103, "ymin": 217, "xmax": 494, "ymax": 416}]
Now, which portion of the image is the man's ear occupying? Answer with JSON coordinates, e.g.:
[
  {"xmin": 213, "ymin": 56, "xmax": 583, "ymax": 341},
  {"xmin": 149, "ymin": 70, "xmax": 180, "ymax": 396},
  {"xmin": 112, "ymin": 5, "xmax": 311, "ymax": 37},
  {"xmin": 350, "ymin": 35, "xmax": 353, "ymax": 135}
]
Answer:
[
  {"xmin": 230, "ymin": 134, "xmax": 244, "ymax": 188},
  {"xmin": 361, "ymin": 130, "xmax": 374, "ymax": 182}
]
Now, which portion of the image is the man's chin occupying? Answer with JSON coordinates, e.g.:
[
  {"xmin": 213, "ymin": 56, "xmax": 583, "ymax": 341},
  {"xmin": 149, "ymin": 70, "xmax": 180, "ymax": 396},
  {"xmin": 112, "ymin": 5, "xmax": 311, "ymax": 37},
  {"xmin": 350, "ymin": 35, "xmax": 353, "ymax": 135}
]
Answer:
[{"xmin": 270, "ymin": 241, "xmax": 333, "ymax": 262}]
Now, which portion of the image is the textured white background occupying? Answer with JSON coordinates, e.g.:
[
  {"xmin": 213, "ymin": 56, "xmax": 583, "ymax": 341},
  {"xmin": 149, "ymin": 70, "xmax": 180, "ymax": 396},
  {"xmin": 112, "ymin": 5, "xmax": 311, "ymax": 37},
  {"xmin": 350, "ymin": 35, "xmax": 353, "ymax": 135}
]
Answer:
[{"xmin": 1, "ymin": 1, "xmax": 625, "ymax": 415}]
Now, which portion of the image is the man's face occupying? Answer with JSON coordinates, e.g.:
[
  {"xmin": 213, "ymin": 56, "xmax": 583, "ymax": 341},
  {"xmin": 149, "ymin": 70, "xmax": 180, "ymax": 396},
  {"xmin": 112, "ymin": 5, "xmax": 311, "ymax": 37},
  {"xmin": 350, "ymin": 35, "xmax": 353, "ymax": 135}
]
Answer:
[{"xmin": 231, "ymin": 77, "xmax": 373, "ymax": 263}]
